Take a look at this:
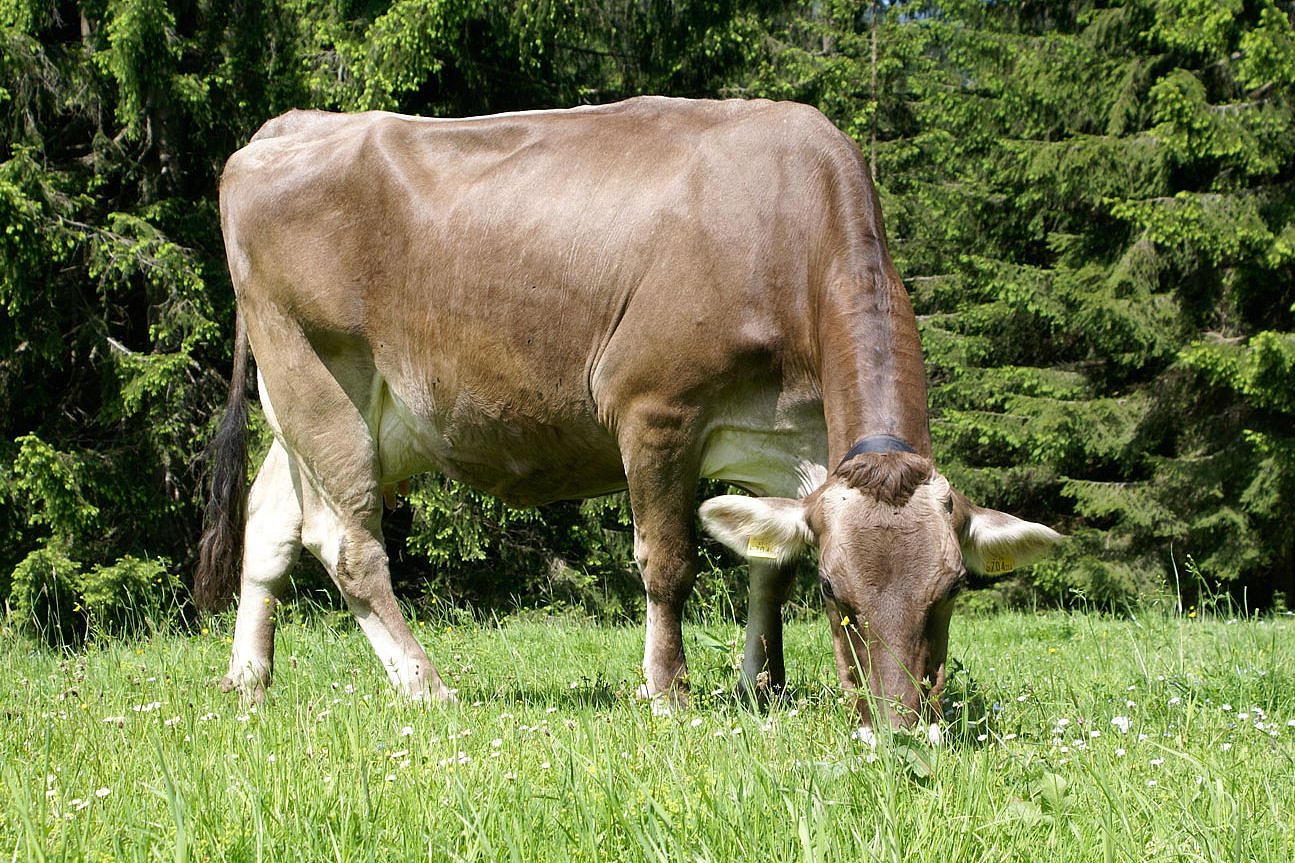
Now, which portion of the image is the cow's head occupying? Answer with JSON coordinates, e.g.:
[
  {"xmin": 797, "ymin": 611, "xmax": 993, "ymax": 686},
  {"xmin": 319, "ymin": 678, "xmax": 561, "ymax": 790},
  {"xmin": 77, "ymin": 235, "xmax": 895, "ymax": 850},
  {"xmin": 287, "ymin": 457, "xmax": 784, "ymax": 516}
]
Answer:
[{"xmin": 699, "ymin": 441, "xmax": 1060, "ymax": 730}]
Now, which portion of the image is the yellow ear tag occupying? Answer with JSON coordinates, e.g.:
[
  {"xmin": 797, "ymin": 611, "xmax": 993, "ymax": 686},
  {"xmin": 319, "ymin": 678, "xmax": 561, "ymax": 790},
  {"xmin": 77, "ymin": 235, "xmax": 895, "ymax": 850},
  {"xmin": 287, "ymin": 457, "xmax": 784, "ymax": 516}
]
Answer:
[
  {"xmin": 746, "ymin": 537, "xmax": 780, "ymax": 560},
  {"xmin": 983, "ymin": 555, "xmax": 1015, "ymax": 575}
]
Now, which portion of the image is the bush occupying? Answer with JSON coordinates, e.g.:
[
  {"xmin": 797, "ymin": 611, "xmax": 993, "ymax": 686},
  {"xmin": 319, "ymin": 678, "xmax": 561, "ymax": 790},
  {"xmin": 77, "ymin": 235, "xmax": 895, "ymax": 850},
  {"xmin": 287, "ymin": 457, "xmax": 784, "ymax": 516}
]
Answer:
[
  {"xmin": 9, "ymin": 546, "xmax": 84, "ymax": 646},
  {"xmin": 6, "ymin": 546, "xmax": 180, "ymax": 646}
]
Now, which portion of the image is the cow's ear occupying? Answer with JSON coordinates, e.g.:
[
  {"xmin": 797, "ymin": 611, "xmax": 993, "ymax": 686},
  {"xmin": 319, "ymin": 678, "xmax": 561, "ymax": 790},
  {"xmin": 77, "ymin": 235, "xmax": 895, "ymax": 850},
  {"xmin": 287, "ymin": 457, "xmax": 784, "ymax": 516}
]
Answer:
[
  {"xmin": 699, "ymin": 495, "xmax": 814, "ymax": 565},
  {"xmin": 951, "ymin": 489, "xmax": 1063, "ymax": 576}
]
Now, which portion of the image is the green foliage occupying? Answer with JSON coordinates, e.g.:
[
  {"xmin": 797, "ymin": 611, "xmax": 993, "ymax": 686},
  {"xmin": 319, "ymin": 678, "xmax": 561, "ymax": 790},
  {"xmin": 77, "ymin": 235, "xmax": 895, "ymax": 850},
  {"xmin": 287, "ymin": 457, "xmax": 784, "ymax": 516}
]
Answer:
[
  {"xmin": 6, "ymin": 545, "xmax": 180, "ymax": 645},
  {"xmin": 3, "ymin": 0, "xmax": 1293, "ymax": 621},
  {"xmin": 399, "ymin": 476, "xmax": 640, "ymax": 618},
  {"xmin": 7, "ymin": 545, "xmax": 83, "ymax": 646}
]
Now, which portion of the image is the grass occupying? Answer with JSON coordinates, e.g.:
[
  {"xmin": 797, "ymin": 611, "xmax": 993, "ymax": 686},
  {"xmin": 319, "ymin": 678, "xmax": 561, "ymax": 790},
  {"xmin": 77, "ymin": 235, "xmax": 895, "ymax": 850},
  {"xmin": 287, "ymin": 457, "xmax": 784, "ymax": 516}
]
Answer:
[{"xmin": 2, "ymin": 605, "xmax": 1293, "ymax": 862}]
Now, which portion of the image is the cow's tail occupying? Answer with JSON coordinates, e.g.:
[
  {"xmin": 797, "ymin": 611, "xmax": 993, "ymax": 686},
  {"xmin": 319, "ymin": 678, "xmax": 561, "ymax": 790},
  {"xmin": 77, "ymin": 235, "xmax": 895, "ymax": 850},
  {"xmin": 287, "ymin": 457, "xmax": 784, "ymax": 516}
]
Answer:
[{"xmin": 194, "ymin": 312, "xmax": 250, "ymax": 611}]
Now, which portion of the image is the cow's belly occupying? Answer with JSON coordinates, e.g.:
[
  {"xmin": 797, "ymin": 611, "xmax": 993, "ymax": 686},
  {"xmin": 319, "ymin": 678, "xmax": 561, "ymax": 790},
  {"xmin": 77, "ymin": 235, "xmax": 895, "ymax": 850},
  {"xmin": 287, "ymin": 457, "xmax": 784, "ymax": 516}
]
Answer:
[{"xmin": 374, "ymin": 378, "xmax": 626, "ymax": 506}]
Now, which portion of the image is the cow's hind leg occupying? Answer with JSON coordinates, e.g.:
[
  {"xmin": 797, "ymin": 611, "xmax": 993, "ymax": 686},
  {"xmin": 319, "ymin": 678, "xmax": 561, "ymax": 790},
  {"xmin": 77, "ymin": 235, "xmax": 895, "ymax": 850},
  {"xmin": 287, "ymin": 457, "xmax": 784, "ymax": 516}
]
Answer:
[
  {"xmin": 298, "ymin": 473, "xmax": 454, "ymax": 702},
  {"xmin": 221, "ymin": 440, "xmax": 302, "ymax": 700},
  {"xmin": 248, "ymin": 314, "xmax": 451, "ymax": 702}
]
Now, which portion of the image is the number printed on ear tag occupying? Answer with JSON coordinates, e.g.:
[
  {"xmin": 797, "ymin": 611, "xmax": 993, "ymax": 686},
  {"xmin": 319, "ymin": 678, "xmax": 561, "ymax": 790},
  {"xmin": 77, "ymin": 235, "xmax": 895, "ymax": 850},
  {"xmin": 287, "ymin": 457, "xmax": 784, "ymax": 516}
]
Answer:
[
  {"xmin": 746, "ymin": 537, "xmax": 780, "ymax": 560},
  {"xmin": 983, "ymin": 555, "xmax": 1015, "ymax": 575}
]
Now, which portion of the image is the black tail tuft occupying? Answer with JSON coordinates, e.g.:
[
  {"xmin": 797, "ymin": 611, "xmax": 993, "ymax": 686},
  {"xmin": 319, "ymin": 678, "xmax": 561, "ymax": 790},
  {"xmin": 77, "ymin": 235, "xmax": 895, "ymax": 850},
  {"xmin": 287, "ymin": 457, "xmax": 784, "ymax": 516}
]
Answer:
[{"xmin": 194, "ymin": 313, "xmax": 250, "ymax": 611}]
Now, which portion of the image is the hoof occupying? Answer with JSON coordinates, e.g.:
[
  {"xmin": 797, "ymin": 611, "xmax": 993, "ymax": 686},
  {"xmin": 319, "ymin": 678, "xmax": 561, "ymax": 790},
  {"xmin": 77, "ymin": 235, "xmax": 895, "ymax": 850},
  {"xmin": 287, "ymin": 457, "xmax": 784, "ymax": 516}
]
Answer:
[
  {"xmin": 636, "ymin": 683, "xmax": 689, "ymax": 715},
  {"xmin": 215, "ymin": 674, "xmax": 266, "ymax": 704},
  {"xmin": 737, "ymin": 672, "xmax": 791, "ymax": 709}
]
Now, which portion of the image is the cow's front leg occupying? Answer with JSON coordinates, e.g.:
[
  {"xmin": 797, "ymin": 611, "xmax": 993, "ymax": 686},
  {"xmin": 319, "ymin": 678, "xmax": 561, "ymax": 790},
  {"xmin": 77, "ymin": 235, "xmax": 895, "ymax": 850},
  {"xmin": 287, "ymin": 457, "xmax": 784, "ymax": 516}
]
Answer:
[
  {"xmin": 739, "ymin": 557, "xmax": 795, "ymax": 704},
  {"xmin": 633, "ymin": 522, "xmax": 698, "ymax": 709},
  {"xmin": 624, "ymin": 445, "xmax": 701, "ymax": 711}
]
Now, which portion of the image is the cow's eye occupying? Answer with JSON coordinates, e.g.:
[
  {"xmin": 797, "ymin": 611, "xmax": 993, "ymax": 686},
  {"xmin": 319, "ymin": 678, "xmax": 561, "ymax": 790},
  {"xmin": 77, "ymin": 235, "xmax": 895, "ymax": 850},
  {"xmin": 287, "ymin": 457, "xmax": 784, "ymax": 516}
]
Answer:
[{"xmin": 819, "ymin": 577, "xmax": 836, "ymax": 601}]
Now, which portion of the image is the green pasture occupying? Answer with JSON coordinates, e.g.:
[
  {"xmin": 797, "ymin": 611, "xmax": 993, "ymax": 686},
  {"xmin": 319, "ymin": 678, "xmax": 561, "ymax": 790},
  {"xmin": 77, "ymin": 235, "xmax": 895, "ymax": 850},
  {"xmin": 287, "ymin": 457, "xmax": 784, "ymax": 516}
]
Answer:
[{"xmin": 3, "ymin": 608, "xmax": 1293, "ymax": 862}]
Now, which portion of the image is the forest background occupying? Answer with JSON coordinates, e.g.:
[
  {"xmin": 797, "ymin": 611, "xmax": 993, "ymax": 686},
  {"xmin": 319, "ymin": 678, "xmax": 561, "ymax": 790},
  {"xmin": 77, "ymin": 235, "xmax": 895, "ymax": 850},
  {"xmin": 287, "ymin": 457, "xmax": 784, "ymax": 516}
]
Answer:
[{"xmin": 2, "ymin": 0, "xmax": 1293, "ymax": 639}]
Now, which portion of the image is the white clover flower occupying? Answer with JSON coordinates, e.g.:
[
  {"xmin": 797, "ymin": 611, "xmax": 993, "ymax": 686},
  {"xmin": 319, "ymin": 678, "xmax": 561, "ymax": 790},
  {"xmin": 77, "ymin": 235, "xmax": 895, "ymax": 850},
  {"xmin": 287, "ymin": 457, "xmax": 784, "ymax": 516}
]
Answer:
[
  {"xmin": 94, "ymin": 787, "xmax": 111, "ymax": 798},
  {"xmin": 1111, "ymin": 716, "xmax": 1132, "ymax": 734}
]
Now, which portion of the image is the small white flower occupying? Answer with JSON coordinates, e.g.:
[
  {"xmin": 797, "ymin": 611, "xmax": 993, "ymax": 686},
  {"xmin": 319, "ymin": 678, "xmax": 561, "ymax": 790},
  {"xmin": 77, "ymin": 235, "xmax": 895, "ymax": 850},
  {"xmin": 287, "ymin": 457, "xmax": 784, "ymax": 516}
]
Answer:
[
  {"xmin": 540, "ymin": 761, "xmax": 551, "ymax": 770},
  {"xmin": 1115, "ymin": 748, "xmax": 1126, "ymax": 757},
  {"xmin": 1149, "ymin": 758, "xmax": 1164, "ymax": 767},
  {"xmin": 690, "ymin": 717, "xmax": 703, "ymax": 728},
  {"xmin": 1221, "ymin": 704, "xmax": 1232, "ymax": 712},
  {"xmin": 491, "ymin": 738, "xmax": 503, "ymax": 748},
  {"xmin": 1090, "ymin": 730, "xmax": 1101, "ymax": 739},
  {"xmin": 730, "ymin": 726, "xmax": 742, "ymax": 736},
  {"xmin": 1221, "ymin": 742, "xmax": 1233, "ymax": 751},
  {"xmin": 164, "ymin": 716, "xmax": 181, "ymax": 727},
  {"xmin": 94, "ymin": 787, "xmax": 111, "ymax": 798},
  {"xmin": 1111, "ymin": 716, "xmax": 1131, "ymax": 734},
  {"xmin": 1147, "ymin": 779, "xmax": 1158, "ymax": 787},
  {"xmin": 400, "ymin": 725, "xmax": 413, "ymax": 737},
  {"xmin": 1168, "ymin": 697, "xmax": 1181, "ymax": 706}
]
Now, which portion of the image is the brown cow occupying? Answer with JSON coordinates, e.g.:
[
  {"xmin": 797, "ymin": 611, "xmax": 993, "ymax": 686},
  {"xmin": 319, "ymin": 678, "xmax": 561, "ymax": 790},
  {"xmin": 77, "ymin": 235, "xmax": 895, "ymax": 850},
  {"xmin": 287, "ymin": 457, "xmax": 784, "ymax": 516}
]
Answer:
[{"xmin": 196, "ymin": 97, "xmax": 1060, "ymax": 729}]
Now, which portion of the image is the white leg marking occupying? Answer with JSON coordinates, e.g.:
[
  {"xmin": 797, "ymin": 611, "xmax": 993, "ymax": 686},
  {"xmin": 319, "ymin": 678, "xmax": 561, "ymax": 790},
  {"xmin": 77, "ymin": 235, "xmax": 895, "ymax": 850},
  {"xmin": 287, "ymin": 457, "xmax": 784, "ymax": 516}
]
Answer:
[{"xmin": 226, "ymin": 441, "xmax": 301, "ymax": 695}]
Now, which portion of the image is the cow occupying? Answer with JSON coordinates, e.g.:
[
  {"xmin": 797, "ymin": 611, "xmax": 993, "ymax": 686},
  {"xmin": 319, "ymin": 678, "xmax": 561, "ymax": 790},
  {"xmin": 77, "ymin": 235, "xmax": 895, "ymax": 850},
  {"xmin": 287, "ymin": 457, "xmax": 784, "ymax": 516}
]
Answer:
[{"xmin": 195, "ymin": 96, "xmax": 1061, "ymax": 729}]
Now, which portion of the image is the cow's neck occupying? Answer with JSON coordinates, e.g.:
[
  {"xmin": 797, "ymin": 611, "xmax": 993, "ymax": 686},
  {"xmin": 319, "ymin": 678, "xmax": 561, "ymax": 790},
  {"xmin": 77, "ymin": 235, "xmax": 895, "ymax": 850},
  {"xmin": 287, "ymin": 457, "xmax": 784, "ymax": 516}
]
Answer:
[{"xmin": 816, "ymin": 266, "xmax": 930, "ymax": 462}]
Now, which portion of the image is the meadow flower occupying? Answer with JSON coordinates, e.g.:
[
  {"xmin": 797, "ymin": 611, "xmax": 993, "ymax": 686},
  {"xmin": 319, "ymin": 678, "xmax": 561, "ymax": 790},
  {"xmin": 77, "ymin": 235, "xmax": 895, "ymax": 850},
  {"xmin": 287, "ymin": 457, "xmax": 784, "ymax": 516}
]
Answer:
[
  {"xmin": 690, "ymin": 717, "xmax": 703, "ymax": 728},
  {"xmin": 95, "ymin": 787, "xmax": 111, "ymax": 798},
  {"xmin": 1111, "ymin": 716, "xmax": 1131, "ymax": 734},
  {"xmin": 400, "ymin": 725, "xmax": 413, "ymax": 736}
]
